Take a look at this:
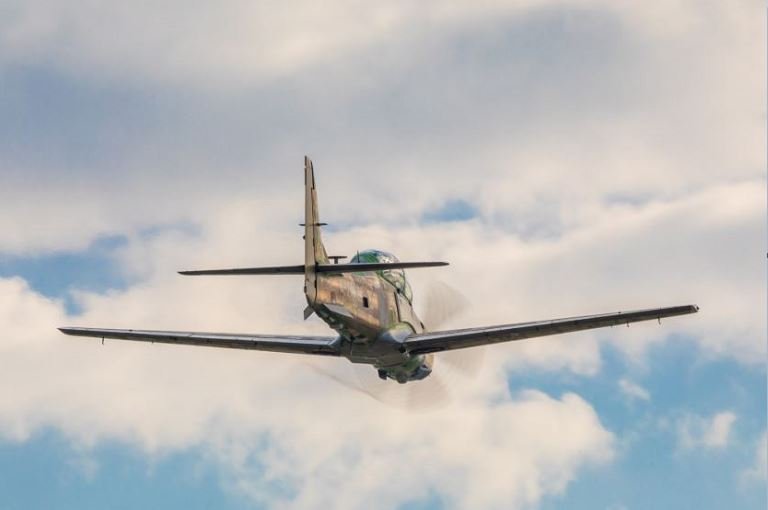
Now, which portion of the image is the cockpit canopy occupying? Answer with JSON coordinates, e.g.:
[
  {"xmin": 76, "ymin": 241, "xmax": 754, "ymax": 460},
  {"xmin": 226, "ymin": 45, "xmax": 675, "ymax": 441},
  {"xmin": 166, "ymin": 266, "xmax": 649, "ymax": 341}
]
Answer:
[
  {"xmin": 350, "ymin": 249, "xmax": 398, "ymax": 265},
  {"xmin": 350, "ymin": 249, "xmax": 413, "ymax": 302}
]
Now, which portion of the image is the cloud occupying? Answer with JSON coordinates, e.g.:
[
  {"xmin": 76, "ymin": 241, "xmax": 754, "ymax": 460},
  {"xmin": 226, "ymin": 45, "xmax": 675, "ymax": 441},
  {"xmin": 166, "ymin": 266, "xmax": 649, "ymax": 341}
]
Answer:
[
  {"xmin": 0, "ymin": 275, "xmax": 614, "ymax": 509},
  {"xmin": 0, "ymin": 0, "xmax": 761, "ymax": 261},
  {"xmin": 618, "ymin": 379, "xmax": 650, "ymax": 402},
  {"xmin": 335, "ymin": 179, "xmax": 764, "ymax": 365},
  {"xmin": 0, "ymin": 178, "xmax": 753, "ymax": 503},
  {"xmin": 219, "ymin": 391, "xmax": 614, "ymax": 510},
  {"xmin": 0, "ymin": 0, "xmax": 596, "ymax": 85},
  {"xmin": 677, "ymin": 411, "xmax": 737, "ymax": 451},
  {"xmin": 0, "ymin": 1, "xmax": 758, "ymax": 87},
  {"xmin": 0, "ymin": 1, "xmax": 763, "ymax": 506}
]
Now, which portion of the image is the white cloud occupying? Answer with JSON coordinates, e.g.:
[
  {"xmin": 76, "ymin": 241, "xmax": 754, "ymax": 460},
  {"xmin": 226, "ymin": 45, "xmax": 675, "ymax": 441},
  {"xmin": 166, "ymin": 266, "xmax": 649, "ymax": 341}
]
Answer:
[
  {"xmin": 618, "ymin": 379, "xmax": 650, "ymax": 402},
  {"xmin": 0, "ymin": 1, "xmax": 763, "ymax": 506},
  {"xmin": 0, "ymin": 276, "xmax": 614, "ymax": 509},
  {"xmin": 0, "ymin": 0, "xmax": 567, "ymax": 85},
  {"xmin": 0, "ymin": 0, "xmax": 761, "ymax": 263},
  {"xmin": 0, "ymin": 179, "xmax": 754, "ymax": 504},
  {"xmin": 219, "ymin": 390, "xmax": 614, "ymax": 510},
  {"xmin": 0, "ymin": 1, "xmax": 758, "ymax": 87},
  {"xmin": 677, "ymin": 411, "xmax": 737, "ymax": 451}
]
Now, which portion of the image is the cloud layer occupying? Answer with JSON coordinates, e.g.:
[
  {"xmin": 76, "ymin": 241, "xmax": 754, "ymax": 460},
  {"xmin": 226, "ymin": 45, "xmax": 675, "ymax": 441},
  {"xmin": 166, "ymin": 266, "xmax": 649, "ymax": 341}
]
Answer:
[
  {"xmin": 0, "ymin": 0, "xmax": 763, "ymax": 508},
  {"xmin": 0, "ymin": 276, "xmax": 615, "ymax": 509}
]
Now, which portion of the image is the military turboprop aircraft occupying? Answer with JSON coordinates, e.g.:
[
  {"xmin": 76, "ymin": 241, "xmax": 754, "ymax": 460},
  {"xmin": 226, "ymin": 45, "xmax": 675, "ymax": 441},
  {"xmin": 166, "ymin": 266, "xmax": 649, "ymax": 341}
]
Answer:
[{"xmin": 60, "ymin": 157, "xmax": 699, "ymax": 384}]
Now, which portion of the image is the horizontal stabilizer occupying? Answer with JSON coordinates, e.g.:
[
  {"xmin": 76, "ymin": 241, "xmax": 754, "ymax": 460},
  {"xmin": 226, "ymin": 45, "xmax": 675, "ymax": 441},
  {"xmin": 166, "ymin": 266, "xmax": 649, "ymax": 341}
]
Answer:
[
  {"xmin": 180, "ymin": 261, "xmax": 448, "ymax": 276},
  {"xmin": 317, "ymin": 261, "xmax": 448, "ymax": 273},
  {"xmin": 179, "ymin": 265, "xmax": 305, "ymax": 275}
]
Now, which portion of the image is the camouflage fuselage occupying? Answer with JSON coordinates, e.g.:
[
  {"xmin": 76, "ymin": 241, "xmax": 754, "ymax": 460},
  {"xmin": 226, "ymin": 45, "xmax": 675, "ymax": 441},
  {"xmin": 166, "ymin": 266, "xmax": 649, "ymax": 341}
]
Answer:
[{"xmin": 308, "ymin": 267, "xmax": 433, "ymax": 383}]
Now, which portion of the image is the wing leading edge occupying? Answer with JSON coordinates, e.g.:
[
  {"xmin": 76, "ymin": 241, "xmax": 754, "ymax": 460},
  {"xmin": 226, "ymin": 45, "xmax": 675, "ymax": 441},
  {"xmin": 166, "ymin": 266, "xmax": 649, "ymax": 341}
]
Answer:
[
  {"xmin": 58, "ymin": 327, "xmax": 341, "ymax": 356},
  {"xmin": 403, "ymin": 305, "xmax": 699, "ymax": 355}
]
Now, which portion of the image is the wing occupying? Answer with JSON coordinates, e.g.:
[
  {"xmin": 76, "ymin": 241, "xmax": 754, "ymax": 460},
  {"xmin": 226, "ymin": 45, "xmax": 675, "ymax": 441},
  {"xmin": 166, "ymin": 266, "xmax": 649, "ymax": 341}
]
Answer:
[
  {"xmin": 403, "ymin": 305, "xmax": 699, "ymax": 354},
  {"xmin": 59, "ymin": 327, "xmax": 341, "ymax": 356}
]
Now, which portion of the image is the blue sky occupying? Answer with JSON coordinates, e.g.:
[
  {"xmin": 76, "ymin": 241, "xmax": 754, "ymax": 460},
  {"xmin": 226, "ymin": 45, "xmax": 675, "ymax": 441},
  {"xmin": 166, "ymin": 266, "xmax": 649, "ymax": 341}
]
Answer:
[
  {"xmin": 0, "ymin": 2, "xmax": 764, "ymax": 509},
  {"xmin": 0, "ymin": 236, "xmax": 128, "ymax": 314}
]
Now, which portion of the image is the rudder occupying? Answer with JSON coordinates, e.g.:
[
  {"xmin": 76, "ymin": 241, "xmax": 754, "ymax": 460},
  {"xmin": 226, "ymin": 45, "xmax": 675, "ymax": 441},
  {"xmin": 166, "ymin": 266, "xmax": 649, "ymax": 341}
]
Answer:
[{"xmin": 304, "ymin": 156, "xmax": 328, "ymax": 305}]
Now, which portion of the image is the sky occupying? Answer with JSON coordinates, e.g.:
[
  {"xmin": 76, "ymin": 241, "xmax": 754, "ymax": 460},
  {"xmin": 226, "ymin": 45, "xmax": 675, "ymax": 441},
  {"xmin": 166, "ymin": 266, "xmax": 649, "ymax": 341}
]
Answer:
[{"xmin": 0, "ymin": 1, "xmax": 765, "ymax": 509}]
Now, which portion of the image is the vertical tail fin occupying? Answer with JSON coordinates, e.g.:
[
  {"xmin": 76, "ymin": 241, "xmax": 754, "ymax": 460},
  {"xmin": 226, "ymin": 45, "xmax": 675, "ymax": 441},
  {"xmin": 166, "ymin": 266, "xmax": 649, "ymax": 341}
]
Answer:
[{"xmin": 304, "ymin": 156, "xmax": 328, "ymax": 306}]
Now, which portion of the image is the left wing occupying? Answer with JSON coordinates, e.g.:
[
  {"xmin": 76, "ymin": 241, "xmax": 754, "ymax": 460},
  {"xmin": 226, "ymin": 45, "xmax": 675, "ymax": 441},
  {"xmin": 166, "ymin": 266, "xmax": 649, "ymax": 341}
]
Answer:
[
  {"xmin": 59, "ymin": 327, "xmax": 341, "ymax": 356},
  {"xmin": 403, "ymin": 305, "xmax": 699, "ymax": 355}
]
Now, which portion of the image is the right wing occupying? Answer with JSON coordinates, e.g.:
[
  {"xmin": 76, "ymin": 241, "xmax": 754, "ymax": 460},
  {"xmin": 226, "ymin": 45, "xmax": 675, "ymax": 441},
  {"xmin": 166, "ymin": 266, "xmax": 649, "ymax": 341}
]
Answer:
[
  {"xmin": 403, "ymin": 305, "xmax": 699, "ymax": 354},
  {"xmin": 59, "ymin": 327, "xmax": 341, "ymax": 356}
]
